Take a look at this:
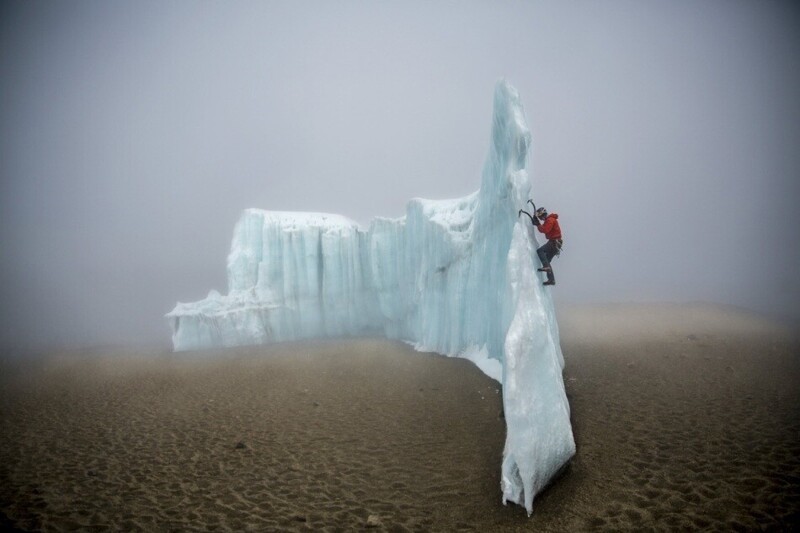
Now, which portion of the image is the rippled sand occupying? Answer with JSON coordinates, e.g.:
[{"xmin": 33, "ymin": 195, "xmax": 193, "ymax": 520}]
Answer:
[{"xmin": 1, "ymin": 304, "xmax": 798, "ymax": 531}]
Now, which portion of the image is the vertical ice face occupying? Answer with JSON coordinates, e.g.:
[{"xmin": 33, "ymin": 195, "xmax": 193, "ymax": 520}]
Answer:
[
  {"xmin": 166, "ymin": 80, "xmax": 574, "ymax": 514},
  {"xmin": 502, "ymin": 224, "xmax": 574, "ymax": 512},
  {"xmin": 169, "ymin": 211, "xmax": 383, "ymax": 350}
]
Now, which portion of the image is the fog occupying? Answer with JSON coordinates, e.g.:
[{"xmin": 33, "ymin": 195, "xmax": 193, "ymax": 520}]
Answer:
[{"xmin": 1, "ymin": 0, "xmax": 798, "ymax": 349}]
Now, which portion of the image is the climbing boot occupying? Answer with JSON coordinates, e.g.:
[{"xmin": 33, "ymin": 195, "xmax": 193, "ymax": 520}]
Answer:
[{"xmin": 543, "ymin": 280, "xmax": 555, "ymax": 286}]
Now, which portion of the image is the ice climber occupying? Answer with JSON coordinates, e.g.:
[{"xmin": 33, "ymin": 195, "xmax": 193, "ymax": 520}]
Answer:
[{"xmin": 518, "ymin": 201, "xmax": 562, "ymax": 286}]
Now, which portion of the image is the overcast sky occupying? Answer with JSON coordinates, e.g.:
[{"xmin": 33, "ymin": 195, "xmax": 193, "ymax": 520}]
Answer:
[{"xmin": 1, "ymin": 0, "xmax": 799, "ymax": 348}]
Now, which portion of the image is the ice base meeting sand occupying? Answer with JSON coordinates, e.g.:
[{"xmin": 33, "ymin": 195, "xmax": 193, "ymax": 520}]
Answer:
[{"xmin": 1, "ymin": 304, "xmax": 798, "ymax": 531}]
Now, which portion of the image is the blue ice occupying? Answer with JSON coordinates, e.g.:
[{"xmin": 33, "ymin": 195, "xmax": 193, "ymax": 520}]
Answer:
[{"xmin": 167, "ymin": 80, "xmax": 575, "ymax": 514}]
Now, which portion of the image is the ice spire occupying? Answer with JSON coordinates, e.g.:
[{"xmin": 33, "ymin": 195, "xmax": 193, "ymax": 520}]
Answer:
[{"xmin": 167, "ymin": 80, "xmax": 575, "ymax": 514}]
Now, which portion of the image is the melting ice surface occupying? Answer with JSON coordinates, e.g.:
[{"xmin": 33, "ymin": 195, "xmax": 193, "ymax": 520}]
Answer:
[{"xmin": 167, "ymin": 80, "xmax": 575, "ymax": 514}]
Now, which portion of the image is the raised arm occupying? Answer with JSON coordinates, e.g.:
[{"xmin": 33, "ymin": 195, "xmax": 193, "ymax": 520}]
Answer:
[{"xmin": 537, "ymin": 215, "xmax": 554, "ymax": 234}]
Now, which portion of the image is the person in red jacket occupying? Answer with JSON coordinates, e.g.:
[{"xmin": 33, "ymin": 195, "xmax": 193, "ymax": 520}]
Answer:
[{"xmin": 518, "ymin": 204, "xmax": 562, "ymax": 286}]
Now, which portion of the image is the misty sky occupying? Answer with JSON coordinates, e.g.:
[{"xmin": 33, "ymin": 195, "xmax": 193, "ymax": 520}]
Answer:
[{"xmin": 1, "ymin": 0, "xmax": 799, "ymax": 348}]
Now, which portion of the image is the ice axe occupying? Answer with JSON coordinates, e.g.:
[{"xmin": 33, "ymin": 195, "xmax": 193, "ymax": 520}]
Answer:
[{"xmin": 518, "ymin": 199, "xmax": 540, "ymax": 226}]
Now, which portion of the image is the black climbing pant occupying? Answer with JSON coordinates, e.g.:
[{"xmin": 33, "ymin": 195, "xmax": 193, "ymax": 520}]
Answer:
[{"xmin": 537, "ymin": 239, "xmax": 560, "ymax": 283}]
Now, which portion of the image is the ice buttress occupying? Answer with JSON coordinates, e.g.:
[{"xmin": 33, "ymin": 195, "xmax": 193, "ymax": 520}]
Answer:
[{"xmin": 166, "ymin": 80, "xmax": 575, "ymax": 514}]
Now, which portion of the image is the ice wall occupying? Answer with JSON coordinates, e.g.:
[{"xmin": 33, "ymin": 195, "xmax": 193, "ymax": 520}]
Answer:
[{"xmin": 166, "ymin": 80, "xmax": 574, "ymax": 514}]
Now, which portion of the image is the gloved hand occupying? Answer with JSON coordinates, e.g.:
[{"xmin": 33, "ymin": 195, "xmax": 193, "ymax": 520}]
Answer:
[{"xmin": 532, "ymin": 216, "xmax": 540, "ymax": 226}]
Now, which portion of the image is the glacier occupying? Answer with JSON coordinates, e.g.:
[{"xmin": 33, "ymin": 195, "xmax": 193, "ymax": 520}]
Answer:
[{"xmin": 166, "ymin": 80, "xmax": 575, "ymax": 514}]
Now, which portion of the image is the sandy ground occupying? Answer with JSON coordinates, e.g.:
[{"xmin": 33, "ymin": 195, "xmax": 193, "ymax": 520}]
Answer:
[{"xmin": 0, "ymin": 303, "xmax": 798, "ymax": 531}]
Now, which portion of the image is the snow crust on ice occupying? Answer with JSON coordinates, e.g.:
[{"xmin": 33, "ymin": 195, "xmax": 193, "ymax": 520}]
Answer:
[{"xmin": 166, "ymin": 80, "xmax": 575, "ymax": 514}]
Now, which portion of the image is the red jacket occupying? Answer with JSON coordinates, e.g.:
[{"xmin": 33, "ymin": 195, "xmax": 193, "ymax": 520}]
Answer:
[{"xmin": 537, "ymin": 213, "xmax": 562, "ymax": 240}]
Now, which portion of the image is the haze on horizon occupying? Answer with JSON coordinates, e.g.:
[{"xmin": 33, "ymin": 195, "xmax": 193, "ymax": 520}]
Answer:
[{"xmin": 1, "ymin": 0, "xmax": 799, "ymax": 349}]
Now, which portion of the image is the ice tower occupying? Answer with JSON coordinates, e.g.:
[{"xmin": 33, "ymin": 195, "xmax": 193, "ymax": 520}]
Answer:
[{"xmin": 167, "ymin": 80, "xmax": 575, "ymax": 514}]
